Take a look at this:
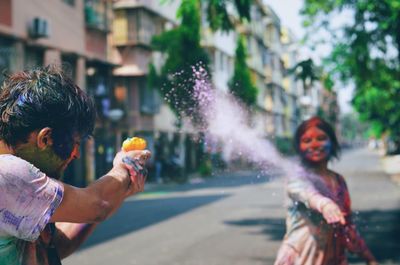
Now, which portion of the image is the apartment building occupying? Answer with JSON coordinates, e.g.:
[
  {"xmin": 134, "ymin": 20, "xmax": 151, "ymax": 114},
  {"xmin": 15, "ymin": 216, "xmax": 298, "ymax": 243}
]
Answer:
[
  {"xmin": 262, "ymin": 4, "xmax": 287, "ymax": 137},
  {"xmin": 112, "ymin": 0, "xmax": 203, "ymax": 178},
  {"xmin": 281, "ymin": 26, "xmax": 301, "ymax": 135},
  {"xmin": 0, "ymin": 0, "xmax": 117, "ymax": 185}
]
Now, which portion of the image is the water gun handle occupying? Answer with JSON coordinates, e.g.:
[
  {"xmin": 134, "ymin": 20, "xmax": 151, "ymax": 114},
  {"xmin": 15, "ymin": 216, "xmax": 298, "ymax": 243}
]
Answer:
[{"xmin": 121, "ymin": 137, "xmax": 148, "ymax": 177}]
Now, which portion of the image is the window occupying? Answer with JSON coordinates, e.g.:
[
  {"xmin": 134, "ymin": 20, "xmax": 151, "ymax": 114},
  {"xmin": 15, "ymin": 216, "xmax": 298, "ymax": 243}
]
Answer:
[
  {"xmin": 0, "ymin": 39, "xmax": 15, "ymax": 85},
  {"xmin": 220, "ymin": 52, "xmax": 224, "ymax": 71},
  {"xmin": 127, "ymin": 9, "xmax": 161, "ymax": 46},
  {"xmin": 24, "ymin": 47, "xmax": 44, "ymax": 70},
  {"xmin": 139, "ymin": 78, "xmax": 161, "ymax": 114},
  {"xmin": 85, "ymin": 0, "xmax": 109, "ymax": 31},
  {"xmin": 62, "ymin": 0, "xmax": 75, "ymax": 6},
  {"xmin": 246, "ymin": 36, "xmax": 252, "ymax": 55},
  {"xmin": 61, "ymin": 54, "xmax": 77, "ymax": 81}
]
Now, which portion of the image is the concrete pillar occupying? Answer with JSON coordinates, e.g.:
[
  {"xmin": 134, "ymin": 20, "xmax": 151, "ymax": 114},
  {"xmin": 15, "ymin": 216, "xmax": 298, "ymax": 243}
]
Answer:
[
  {"xmin": 85, "ymin": 137, "xmax": 96, "ymax": 183},
  {"xmin": 76, "ymin": 56, "xmax": 86, "ymax": 90},
  {"xmin": 11, "ymin": 41, "xmax": 24, "ymax": 72}
]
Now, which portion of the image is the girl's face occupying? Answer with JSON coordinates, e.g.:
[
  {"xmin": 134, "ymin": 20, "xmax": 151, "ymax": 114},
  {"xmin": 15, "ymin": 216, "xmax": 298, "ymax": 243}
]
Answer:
[{"xmin": 299, "ymin": 126, "xmax": 332, "ymax": 163}]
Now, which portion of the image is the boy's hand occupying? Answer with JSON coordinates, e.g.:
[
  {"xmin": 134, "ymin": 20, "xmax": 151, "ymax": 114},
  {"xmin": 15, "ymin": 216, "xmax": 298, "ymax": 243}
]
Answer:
[
  {"xmin": 113, "ymin": 150, "xmax": 151, "ymax": 196},
  {"xmin": 321, "ymin": 202, "xmax": 346, "ymax": 225}
]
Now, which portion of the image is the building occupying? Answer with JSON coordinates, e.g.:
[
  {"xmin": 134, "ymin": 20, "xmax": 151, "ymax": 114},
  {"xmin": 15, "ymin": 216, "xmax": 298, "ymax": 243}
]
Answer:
[
  {"xmin": 0, "ymin": 0, "xmax": 116, "ymax": 185},
  {"xmin": 262, "ymin": 4, "xmax": 287, "ymax": 137},
  {"xmin": 112, "ymin": 0, "xmax": 202, "ymax": 180},
  {"xmin": 0, "ymin": 0, "xmax": 330, "ymax": 183},
  {"xmin": 281, "ymin": 26, "xmax": 301, "ymax": 135}
]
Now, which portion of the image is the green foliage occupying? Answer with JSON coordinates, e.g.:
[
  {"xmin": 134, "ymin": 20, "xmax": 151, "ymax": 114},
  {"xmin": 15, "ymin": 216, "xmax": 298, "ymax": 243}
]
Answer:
[
  {"xmin": 151, "ymin": 0, "xmax": 210, "ymax": 125},
  {"xmin": 147, "ymin": 63, "xmax": 160, "ymax": 90},
  {"xmin": 289, "ymin": 58, "xmax": 320, "ymax": 91},
  {"xmin": 228, "ymin": 35, "xmax": 258, "ymax": 107},
  {"xmin": 340, "ymin": 113, "xmax": 370, "ymax": 141},
  {"xmin": 367, "ymin": 121, "xmax": 385, "ymax": 139},
  {"xmin": 302, "ymin": 0, "xmax": 400, "ymax": 151},
  {"xmin": 205, "ymin": 0, "xmax": 252, "ymax": 32},
  {"xmin": 317, "ymin": 105, "xmax": 337, "ymax": 126},
  {"xmin": 321, "ymin": 73, "xmax": 334, "ymax": 92},
  {"xmin": 275, "ymin": 137, "xmax": 295, "ymax": 156},
  {"xmin": 152, "ymin": 0, "xmax": 255, "ymax": 123},
  {"xmin": 198, "ymin": 156, "xmax": 213, "ymax": 176},
  {"xmin": 162, "ymin": 0, "xmax": 253, "ymax": 32}
]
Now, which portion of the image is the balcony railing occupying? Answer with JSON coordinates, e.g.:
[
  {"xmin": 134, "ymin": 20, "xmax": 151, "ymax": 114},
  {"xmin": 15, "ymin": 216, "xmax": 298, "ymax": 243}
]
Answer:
[{"xmin": 85, "ymin": 1, "xmax": 110, "ymax": 32}]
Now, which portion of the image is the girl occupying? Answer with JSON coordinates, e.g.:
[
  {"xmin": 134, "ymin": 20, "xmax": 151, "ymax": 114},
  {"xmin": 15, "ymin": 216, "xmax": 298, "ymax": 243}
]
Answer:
[{"xmin": 274, "ymin": 117, "xmax": 377, "ymax": 265}]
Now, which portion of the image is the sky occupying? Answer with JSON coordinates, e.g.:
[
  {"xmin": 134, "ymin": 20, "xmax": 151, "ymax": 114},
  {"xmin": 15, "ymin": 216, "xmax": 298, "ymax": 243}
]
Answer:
[{"xmin": 264, "ymin": 0, "xmax": 354, "ymax": 114}]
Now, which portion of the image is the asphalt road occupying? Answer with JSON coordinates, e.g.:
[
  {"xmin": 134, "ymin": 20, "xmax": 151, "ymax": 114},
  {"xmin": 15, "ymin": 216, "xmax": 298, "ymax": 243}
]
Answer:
[{"xmin": 64, "ymin": 148, "xmax": 400, "ymax": 265}]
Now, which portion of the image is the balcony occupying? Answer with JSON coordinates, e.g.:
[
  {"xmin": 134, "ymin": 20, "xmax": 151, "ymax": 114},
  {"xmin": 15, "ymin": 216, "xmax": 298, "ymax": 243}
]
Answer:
[
  {"xmin": 113, "ymin": 8, "xmax": 164, "ymax": 47},
  {"xmin": 85, "ymin": 1, "xmax": 111, "ymax": 32}
]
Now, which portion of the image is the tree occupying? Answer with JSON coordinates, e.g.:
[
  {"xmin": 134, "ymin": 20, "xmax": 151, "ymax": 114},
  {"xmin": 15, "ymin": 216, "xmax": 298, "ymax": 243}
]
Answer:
[
  {"xmin": 151, "ymin": 0, "xmax": 210, "ymax": 126},
  {"xmin": 228, "ymin": 35, "xmax": 258, "ymax": 107},
  {"xmin": 205, "ymin": 0, "xmax": 252, "ymax": 32},
  {"xmin": 302, "ymin": 0, "xmax": 400, "ymax": 152},
  {"xmin": 151, "ymin": 0, "xmax": 255, "ymax": 125},
  {"xmin": 162, "ymin": 0, "xmax": 253, "ymax": 32},
  {"xmin": 289, "ymin": 58, "xmax": 320, "ymax": 92}
]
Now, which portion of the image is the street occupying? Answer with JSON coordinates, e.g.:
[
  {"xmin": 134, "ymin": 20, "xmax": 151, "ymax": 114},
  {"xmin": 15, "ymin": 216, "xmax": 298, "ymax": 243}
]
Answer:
[{"xmin": 64, "ymin": 148, "xmax": 400, "ymax": 265}]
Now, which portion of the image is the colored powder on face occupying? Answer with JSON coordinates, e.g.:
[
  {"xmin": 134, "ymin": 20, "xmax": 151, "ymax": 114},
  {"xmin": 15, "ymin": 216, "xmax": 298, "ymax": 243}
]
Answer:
[{"xmin": 323, "ymin": 141, "xmax": 332, "ymax": 157}]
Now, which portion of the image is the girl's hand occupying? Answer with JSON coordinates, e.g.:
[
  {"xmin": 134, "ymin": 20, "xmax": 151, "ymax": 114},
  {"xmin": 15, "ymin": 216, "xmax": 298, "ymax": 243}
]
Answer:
[
  {"xmin": 274, "ymin": 244, "xmax": 298, "ymax": 265},
  {"xmin": 321, "ymin": 202, "xmax": 346, "ymax": 225}
]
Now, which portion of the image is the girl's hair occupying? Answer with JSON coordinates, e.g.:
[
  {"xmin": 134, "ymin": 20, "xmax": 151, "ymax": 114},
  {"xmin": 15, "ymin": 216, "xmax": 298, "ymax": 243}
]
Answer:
[
  {"xmin": 0, "ymin": 65, "xmax": 96, "ymax": 160},
  {"xmin": 293, "ymin": 116, "xmax": 341, "ymax": 160}
]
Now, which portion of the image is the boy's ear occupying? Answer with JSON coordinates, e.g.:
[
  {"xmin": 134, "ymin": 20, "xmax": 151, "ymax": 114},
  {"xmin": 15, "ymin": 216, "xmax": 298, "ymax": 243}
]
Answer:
[{"xmin": 37, "ymin": 127, "xmax": 54, "ymax": 150}]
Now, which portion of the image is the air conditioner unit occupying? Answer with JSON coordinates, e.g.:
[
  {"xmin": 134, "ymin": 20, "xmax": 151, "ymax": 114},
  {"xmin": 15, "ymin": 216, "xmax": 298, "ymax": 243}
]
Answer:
[{"xmin": 29, "ymin": 17, "xmax": 50, "ymax": 38}]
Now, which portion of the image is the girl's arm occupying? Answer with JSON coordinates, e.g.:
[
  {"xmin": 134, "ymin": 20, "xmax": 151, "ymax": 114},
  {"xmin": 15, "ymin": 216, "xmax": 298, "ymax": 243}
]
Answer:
[{"xmin": 286, "ymin": 176, "xmax": 345, "ymax": 224}]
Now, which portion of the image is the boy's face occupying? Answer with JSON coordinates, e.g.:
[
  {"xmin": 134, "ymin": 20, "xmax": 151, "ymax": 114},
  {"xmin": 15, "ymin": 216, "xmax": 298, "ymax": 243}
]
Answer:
[
  {"xmin": 16, "ymin": 133, "xmax": 81, "ymax": 179},
  {"xmin": 42, "ymin": 136, "xmax": 81, "ymax": 179},
  {"xmin": 299, "ymin": 126, "xmax": 332, "ymax": 164}
]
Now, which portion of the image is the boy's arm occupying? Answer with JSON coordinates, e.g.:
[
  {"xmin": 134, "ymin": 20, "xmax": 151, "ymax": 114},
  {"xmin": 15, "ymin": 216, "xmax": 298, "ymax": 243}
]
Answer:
[
  {"xmin": 51, "ymin": 151, "xmax": 149, "ymax": 259},
  {"xmin": 53, "ymin": 223, "xmax": 97, "ymax": 259},
  {"xmin": 50, "ymin": 150, "xmax": 149, "ymax": 224}
]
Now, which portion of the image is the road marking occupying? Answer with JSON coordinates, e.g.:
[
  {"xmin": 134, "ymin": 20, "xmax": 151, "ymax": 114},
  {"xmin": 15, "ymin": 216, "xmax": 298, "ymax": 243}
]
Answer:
[{"xmin": 136, "ymin": 191, "xmax": 171, "ymax": 199}]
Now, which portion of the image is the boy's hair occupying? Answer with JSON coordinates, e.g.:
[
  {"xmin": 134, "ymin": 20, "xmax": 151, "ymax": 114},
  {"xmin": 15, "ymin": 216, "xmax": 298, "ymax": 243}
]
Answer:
[
  {"xmin": 294, "ymin": 116, "xmax": 341, "ymax": 159},
  {"xmin": 0, "ymin": 65, "xmax": 96, "ymax": 159}
]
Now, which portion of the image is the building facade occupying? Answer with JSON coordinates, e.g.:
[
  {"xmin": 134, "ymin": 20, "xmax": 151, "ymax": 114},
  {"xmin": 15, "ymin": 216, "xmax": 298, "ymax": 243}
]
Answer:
[
  {"xmin": 0, "ymin": 0, "xmax": 339, "ymax": 183},
  {"xmin": 0, "ymin": 0, "xmax": 117, "ymax": 185}
]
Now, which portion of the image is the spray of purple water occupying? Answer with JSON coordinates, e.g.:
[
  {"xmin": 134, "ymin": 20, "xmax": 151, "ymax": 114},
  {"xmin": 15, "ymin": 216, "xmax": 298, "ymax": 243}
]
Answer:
[
  {"xmin": 165, "ymin": 65, "xmax": 333, "ymax": 198},
  {"xmin": 190, "ymin": 66, "xmax": 298, "ymax": 178}
]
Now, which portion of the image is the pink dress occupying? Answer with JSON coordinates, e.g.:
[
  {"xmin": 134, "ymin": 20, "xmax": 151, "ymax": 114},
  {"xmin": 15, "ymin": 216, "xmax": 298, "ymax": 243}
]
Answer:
[{"xmin": 274, "ymin": 167, "xmax": 369, "ymax": 265}]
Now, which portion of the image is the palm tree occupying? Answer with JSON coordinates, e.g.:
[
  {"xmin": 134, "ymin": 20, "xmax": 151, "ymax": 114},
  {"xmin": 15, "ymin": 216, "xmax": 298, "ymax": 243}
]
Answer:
[{"xmin": 289, "ymin": 58, "xmax": 320, "ymax": 91}]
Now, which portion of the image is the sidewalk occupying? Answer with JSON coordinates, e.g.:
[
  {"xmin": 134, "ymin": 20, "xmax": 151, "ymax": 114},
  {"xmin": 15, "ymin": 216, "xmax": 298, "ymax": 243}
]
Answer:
[{"xmin": 381, "ymin": 152, "xmax": 400, "ymax": 186}]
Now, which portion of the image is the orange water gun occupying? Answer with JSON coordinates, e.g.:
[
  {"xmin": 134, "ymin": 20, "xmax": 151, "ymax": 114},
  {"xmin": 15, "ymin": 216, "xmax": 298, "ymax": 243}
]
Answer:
[{"xmin": 122, "ymin": 137, "xmax": 147, "ymax": 151}]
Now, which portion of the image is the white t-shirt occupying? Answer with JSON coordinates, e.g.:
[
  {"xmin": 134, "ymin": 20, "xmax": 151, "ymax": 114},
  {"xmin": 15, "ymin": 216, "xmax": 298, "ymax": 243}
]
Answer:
[{"xmin": 0, "ymin": 154, "xmax": 64, "ymax": 265}]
